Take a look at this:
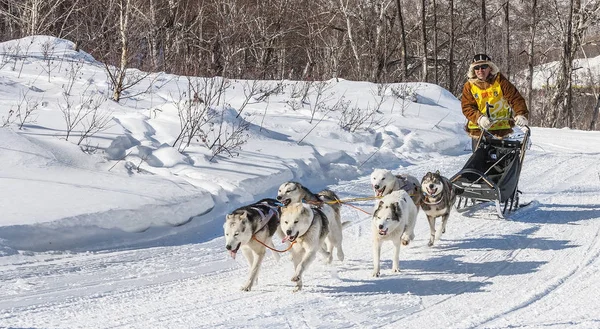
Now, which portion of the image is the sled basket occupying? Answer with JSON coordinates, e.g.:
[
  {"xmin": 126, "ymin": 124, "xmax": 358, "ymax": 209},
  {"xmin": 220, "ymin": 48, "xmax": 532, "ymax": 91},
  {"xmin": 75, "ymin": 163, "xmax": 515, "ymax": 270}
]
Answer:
[{"xmin": 451, "ymin": 128, "xmax": 530, "ymax": 216}]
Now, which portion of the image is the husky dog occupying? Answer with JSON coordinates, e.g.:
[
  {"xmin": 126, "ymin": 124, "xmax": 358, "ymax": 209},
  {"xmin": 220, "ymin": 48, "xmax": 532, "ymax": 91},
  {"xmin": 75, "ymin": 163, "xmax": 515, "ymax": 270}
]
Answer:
[
  {"xmin": 280, "ymin": 202, "xmax": 330, "ymax": 292},
  {"xmin": 421, "ymin": 171, "xmax": 457, "ymax": 246},
  {"xmin": 370, "ymin": 168, "xmax": 422, "ymax": 245},
  {"xmin": 277, "ymin": 181, "xmax": 344, "ymax": 263},
  {"xmin": 224, "ymin": 198, "xmax": 283, "ymax": 291},
  {"xmin": 371, "ymin": 190, "xmax": 418, "ymax": 277}
]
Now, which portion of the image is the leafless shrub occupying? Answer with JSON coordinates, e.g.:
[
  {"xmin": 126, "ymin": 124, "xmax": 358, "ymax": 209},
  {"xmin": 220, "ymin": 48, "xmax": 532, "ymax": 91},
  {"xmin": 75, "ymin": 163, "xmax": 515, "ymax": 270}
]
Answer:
[
  {"xmin": 290, "ymin": 80, "xmax": 312, "ymax": 103},
  {"xmin": 79, "ymin": 139, "xmax": 100, "ymax": 155},
  {"xmin": 1, "ymin": 107, "xmax": 16, "ymax": 127},
  {"xmin": 171, "ymin": 76, "xmax": 229, "ymax": 152},
  {"xmin": 235, "ymin": 80, "xmax": 264, "ymax": 118},
  {"xmin": 76, "ymin": 95, "xmax": 112, "ymax": 145},
  {"xmin": 390, "ymin": 84, "xmax": 419, "ymax": 115},
  {"xmin": 63, "ymin": 60, "xmax": 84, "ymax": 96},
  {"xmin": 17, "ymin": 39, "xmax": 34, "ymax": 78},
  {"xmin": 104, "ymin": 64, "xmax": 155, "ymax": 102},
  {"xmin": 338, "ymin": 96, "xmax": 387, "ymax": 133},
  {"xmin": 255, "ymin": 80, "xmax": 285, "ymax": 102},
  {"xmin": 206, "ymin": 108, "xmax": 250, "ymax": 161},
  {"xmin": 307, "ymin": 81, "xmax": 335, "ymax": 123},
  {"xmin": 14, "ymin": 90, "xmax": 40, "ymax": 129},
  {"xmin": 40, "ymin": 39, "xmax": 58, "ymax": 82}
]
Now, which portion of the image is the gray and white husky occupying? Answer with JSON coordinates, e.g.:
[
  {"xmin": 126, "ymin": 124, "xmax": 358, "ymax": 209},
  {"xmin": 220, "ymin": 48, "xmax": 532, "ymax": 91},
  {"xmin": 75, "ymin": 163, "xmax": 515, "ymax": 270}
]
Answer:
[
  {"xmin": 370, "ymin": 168, "xmax": 422, "ymax": 245},
  {"xmin": 224, "ymin": 198, "xmax": 283, "ymax": 291},
  {"xmin": 371, "ymin": 190, "xmax": 418, "ymax": 277},
  {"xmin": 280, "ymin": 202, "xmax": 330, "ymax": 292},
  {"xmin": 420, "ymin": 171, "xmax": 457, "ymax": 246},
  {"xmin": 277, "ymin": 181, "xmax": 345, "ymax": 263}
]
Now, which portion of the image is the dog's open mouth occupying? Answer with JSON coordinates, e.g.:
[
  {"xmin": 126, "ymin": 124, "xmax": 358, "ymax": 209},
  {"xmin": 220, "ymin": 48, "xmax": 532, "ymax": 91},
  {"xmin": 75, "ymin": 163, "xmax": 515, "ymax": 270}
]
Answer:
[
  {"xmin": 426, "ymin": 187, "xmax": 438, "ymax": 195},
  {"xmin": 228, "ymin": 242, "xmax": 241, "ymax": 259},
  {"xmin": 378, "ymin": 228, "xmax": 388, "ymax": 235},
  {"xmin": 282, "ymin": 232, "xmax": 299, "ymax": 243},
  {"xmin": 374, "ymin": 186, "xmax": 386, "ymax": 197},
  {"xmin": 281, "ymin": 198, "xmax": 291, "ymax": 206}
]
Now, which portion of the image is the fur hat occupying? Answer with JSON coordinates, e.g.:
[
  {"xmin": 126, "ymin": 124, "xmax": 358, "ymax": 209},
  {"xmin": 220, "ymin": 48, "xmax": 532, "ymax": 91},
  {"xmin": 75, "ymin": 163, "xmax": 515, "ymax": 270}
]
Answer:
[{"xmin": 467, "ymin": 53, "xmax": 499, "ymax": 79}]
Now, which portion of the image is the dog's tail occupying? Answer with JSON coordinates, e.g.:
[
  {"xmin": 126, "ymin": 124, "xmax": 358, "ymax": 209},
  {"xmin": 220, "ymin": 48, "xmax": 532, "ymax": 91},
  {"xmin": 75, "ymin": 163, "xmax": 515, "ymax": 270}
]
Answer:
[{"xmin": 318, "ymin": 189, "xmax": 342, "ymax": 212}]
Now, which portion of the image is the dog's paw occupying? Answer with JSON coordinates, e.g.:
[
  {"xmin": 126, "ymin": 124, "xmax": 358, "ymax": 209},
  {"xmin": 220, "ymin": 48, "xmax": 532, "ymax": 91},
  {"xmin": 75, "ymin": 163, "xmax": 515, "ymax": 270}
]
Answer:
[
  {"xmin": 291, "ymin": 275, "xmax": 300, "ymax": 282},
  {"xmin": 392, "ymin": 268, "xmax": 400, "ymax": 273},
  {"xmin": 401, "ymin": 239, "xmax": 410, "ymax": 246},
  {"xmin": 428, "ymin": 240, "xmax": 434, "ymax": 247},
  {"xmin": 240, "ymin": 284, "xmax": 252, "ymax": 291},
  {"xmin": 372, "ymin": 270, "xmax": 381, "ymax": 277}
]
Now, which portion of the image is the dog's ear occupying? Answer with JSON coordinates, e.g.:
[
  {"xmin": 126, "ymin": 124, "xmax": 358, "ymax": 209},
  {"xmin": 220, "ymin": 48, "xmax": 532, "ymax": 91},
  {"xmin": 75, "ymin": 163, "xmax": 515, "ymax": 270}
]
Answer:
[
  {"xmin": 392, "ymin": 202, "xmax": 402, "ymax": 219},
  {"xmin": 239, "ymin": 211, "xmax": 248, "ymax": 220},
  {"xmin": 374, "ymin": 200, "xmax": 384, "ymax": 215},
  {"xmin": 435, "ymin": 170, "xmax": 440, "ymax": 175}
]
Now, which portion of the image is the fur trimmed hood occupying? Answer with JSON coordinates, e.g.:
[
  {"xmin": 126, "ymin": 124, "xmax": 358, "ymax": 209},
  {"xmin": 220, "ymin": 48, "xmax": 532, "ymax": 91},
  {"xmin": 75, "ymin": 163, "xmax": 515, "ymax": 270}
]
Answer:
[{"xmin": 467, "ymin": 60, "xmax": 500, "ymax": 79}]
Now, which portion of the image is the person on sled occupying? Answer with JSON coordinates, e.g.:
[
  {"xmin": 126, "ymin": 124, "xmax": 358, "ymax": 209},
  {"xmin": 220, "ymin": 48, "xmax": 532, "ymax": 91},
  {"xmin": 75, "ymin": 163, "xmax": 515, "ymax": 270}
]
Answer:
[{"xmin": 461, "ymin": 53, "xmax": 529, "ymax": 151}]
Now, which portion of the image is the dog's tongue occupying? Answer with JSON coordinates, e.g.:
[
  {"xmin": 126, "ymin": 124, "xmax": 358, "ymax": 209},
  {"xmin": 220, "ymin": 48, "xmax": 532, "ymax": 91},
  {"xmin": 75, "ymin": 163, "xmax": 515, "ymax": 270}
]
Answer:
[
  {"xmin": 229, "ymin": 250, "xmax": 237, "ymax": 259},
  {"xmin": 282, "ymin": 236, "xmax": 291, "ymax": 243},
  {"xmin": 375, "ymin": 188, "xmax": 384, "ymax": 197}
]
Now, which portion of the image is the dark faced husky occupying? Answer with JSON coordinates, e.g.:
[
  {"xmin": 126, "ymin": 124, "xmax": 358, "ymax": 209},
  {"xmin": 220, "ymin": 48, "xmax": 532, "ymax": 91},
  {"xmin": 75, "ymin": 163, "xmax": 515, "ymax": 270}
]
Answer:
[
  {"xmin": 280, "ymin": 202, "xmax": 330, "ymax": 292},
  {"xmin": 277, "ymin": 181, "xmax": 345, "ymax": 263},
  {"xmin": 224, "ymin": 198, "xmax": 283, "ymax": 291},
  {"xmin": 370, "ymin": 168, "xmax": 422, "ymax": 245},
  {"xmin": 420, "ymin": 171, "xmax": 457, "ymax": 246},
  {"xmin": 371, "ymin": 190, "xmax": 418, "ymax": 277}
]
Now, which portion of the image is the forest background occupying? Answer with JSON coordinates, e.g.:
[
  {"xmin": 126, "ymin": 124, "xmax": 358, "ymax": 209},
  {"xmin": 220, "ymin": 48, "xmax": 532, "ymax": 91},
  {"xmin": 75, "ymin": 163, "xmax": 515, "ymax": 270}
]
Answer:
[{"xmin": 1, "ymin": 0, "xmax": 598, "ymax": 130}]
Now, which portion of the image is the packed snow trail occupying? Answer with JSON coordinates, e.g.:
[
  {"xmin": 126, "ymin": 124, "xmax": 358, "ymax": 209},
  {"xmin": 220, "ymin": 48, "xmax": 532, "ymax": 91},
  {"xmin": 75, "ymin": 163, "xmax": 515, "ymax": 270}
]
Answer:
[{"xmin": 1, "ymin": 129, "xmax": 600, "ymax": 329}]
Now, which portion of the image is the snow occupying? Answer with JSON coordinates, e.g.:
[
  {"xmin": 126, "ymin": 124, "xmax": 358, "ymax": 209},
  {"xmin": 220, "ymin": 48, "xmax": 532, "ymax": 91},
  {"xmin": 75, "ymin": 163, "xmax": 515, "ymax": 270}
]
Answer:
[{"xmin": 1, "ymin": 36, "xmax": 599, "ymax": 329}]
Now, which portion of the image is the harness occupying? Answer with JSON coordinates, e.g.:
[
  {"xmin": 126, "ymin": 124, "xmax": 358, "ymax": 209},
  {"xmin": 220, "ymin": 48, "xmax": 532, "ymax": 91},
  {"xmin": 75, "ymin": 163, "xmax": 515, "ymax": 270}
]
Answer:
[{"xmin": 249, "ymin": 202, "xmax": 279, "ymax": 233}]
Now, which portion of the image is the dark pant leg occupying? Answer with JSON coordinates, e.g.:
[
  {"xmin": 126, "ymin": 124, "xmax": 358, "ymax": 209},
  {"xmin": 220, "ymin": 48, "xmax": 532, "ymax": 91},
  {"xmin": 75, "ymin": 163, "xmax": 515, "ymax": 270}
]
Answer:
[{"xmin": 471, "ymin": 137, "xmax": 478, "ymax": 153}]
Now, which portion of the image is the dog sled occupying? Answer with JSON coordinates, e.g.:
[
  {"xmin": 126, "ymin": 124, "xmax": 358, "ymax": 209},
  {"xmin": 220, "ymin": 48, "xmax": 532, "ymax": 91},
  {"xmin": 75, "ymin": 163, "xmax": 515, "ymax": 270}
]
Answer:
[{"xmin": 451, "ymin": 126, "xmax": 531, "ymax": 218}]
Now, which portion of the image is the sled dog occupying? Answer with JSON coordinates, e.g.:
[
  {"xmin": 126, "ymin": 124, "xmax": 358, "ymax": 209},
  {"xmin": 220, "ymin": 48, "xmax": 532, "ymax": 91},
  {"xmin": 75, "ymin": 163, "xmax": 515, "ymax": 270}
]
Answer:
[
  {"xmin": 280, "ymin": 202, "xmax": 330, "ymax": 292},
  {"xmin": 421, "ymin": 171, "xmax": 457, "ymax": 246},
  {"xmin": 371, "ymin": 190, "xmax": 418, "ymax": 277},
  {"xmin": 370, "ymin": 168, "xmax": 422, "ymax": 245},
  {"xmin": 224, "ymin": 198, "xmax": 283, "ymax": 291},
  {"xmin": 277, "ymin": 181, "xmax": 345, "ymax": 263}
]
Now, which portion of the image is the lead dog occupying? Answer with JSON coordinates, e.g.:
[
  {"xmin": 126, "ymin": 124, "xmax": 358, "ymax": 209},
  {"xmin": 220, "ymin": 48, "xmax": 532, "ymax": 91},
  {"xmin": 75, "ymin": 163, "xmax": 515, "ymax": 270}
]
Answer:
[
  {"xmin": 276, "ymin": 181, "xmax": 345, "ymax": 263},
  {"xmin": 280, "ymin": 202, "xmax": 329, "ymax": 292},
  {"xmin": 370, "ymin": 168, "xmax": 422, "ymax": 245},
  {"xmin": 371, "ymin": 190, "xmax": 418, "ymax": 277},
  {"xmin": 421, "ymin": 171, "xmax": 457, "ymax": 246},
  {"xmin": 224, "ymin": 198, "xmax": 283, "ymax": 291}
]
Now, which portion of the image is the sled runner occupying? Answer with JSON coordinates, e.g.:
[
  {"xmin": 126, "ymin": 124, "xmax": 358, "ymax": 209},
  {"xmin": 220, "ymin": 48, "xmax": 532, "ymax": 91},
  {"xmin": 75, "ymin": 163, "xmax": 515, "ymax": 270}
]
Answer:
[{"xmin": 451, "ymin": 126, "xmax": 531, "ymax": 218}]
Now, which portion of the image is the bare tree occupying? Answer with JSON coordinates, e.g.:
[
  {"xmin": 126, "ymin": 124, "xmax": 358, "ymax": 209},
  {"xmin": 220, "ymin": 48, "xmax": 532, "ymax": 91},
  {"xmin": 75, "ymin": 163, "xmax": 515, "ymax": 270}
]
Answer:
[
  {"xmin": 525, "ymin": 0, "xmax": 538, "ymax": 123},
  {"xmin": 503, "ymin": 0, "xmax": 510, "ymax": 77},
  {"xmin": 395, "ymin": 0, "xmax": 408, "ymax": 81},
  {"xmin": 421, "ymin": 0, "xmax": 428, "ymax": 81}
]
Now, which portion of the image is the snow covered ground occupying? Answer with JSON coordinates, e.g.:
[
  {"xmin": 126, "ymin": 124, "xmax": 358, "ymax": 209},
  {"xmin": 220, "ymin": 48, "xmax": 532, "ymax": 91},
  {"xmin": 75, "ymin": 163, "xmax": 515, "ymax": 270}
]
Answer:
[{"xmin": 0, "ymin": 36, "xmax": 599, "ymax": 329}]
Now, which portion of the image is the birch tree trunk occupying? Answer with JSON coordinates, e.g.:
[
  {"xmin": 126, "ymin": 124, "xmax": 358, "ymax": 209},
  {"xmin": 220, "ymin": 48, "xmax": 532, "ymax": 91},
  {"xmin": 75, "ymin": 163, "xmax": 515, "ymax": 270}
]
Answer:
[
  {"xmin": 503, "ymin": 0, "xmax": 510, "ymax": 77},
  {"xmin": 395, "ymin": 0, "xmax": 408, "ymax": 81},
  {"xmin": 481, "ymin": 0, "xmax": 487, "ymax": 53},
  {"xmin": 113, "ymin": 0, "xmax": 130, "ymax": 102},
  {"xmin": 432, "ymin": 0, "xmax": 438, "ymax": 84},
  {"xmin": 421, "ymin": 0, "xmax": 428, "ymax": 81},
  {"xmin": 526, "ymin": 0, "xmax": 537, "ymax": 123}
]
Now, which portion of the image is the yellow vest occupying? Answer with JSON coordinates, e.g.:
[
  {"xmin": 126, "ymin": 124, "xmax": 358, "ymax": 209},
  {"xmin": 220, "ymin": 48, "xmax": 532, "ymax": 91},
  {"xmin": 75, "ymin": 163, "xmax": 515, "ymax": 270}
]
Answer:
[{"xmin": 467, "ymin": 75, "xmax": 512, "ymax": 130}]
